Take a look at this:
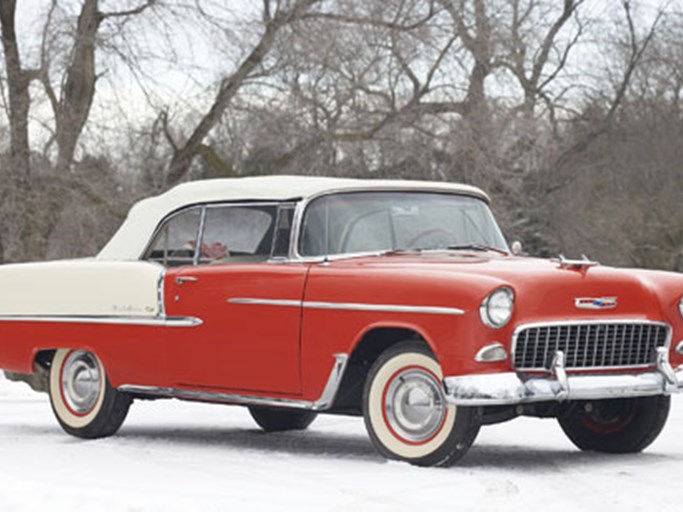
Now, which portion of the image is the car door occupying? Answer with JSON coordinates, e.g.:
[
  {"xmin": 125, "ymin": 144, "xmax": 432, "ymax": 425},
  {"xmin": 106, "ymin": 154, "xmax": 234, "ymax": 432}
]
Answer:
[{"xmin": 155, "ymin": 202, "xmax": 308, "ymax": 395}]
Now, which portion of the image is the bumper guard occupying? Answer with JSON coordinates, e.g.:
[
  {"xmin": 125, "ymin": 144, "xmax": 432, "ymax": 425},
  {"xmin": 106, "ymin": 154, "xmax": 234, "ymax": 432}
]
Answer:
[{"xmin": 443, "ymin": 347, "xmax": 683, "ymax": 406}]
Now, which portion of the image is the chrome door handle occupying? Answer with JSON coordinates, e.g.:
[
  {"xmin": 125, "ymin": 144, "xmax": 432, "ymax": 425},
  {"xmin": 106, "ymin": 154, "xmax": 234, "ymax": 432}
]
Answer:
[{"xmin": 176, "ymin": 276, "xmax": 199, "ymax": 285}]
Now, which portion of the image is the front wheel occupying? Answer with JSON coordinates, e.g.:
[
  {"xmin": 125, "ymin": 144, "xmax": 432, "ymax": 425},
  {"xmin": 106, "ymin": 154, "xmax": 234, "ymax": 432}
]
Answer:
[
  {"xmin": 49, "ymin": 349, "xmax": 132, "ymax": 439},
  {"xmin": 557, "ymin": 395, "xmax": 670, "ymax": 453},
  {"xmin": 363, "ymin": 341, "xmax": 480, "ymax": 467}
]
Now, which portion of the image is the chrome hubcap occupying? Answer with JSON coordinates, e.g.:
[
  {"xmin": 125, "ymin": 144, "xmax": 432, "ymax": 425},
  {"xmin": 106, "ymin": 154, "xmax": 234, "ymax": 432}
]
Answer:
[
  {"xmin": 384, "ymin": 369, "xmax": 446, "ymax": 442},
  {"xmin": 61, "ymin": 351, "xmax": 102, "ymax": 414}
]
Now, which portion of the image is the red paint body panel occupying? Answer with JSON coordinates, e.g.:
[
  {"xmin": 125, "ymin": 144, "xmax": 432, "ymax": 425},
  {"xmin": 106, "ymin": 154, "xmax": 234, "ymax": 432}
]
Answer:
[
  {"xmin": 1, "ymin": 252, "xmax": 682, "ymax": 402},
  {"xmin": 0, "ymin": 321, "xmax": 169, "ymax": 387},
  {"xmin": 164, "ymin": 264, "xmax": 309, "ymax": 394}
]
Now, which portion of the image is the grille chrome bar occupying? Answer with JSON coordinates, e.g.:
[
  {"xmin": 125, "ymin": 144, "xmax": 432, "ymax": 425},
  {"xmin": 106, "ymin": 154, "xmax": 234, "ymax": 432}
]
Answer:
[{"xmin": 512, "ymin": 320, "xmax": 671, "ymax": 371}]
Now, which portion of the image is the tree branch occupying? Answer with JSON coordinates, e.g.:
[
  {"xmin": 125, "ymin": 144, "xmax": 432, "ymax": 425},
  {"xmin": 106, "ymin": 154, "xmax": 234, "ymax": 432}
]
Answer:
[
  {"xmin": 100, "ymin": 0, "xmax": 156, "ymax": 20},
  {"xmin": 301, "ymin": 2, "xmax": 439, "ymax": 32}
]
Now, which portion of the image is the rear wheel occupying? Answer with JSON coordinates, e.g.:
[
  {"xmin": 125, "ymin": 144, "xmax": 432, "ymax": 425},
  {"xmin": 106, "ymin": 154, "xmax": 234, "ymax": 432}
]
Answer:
[
  {"xmin": 49, "ymin": 349, "xmax": 132, "ymax": 439},
  {"xmin": 248, "ymin": 406, "xmax": 317, "ymax": 432},
  {"xmin": 363, "ymin": 341, "xmax": 480, "ymax": 467},
  {"xmin": 557, "ymin": 395, "xmax": 670, "ymax": 453}
]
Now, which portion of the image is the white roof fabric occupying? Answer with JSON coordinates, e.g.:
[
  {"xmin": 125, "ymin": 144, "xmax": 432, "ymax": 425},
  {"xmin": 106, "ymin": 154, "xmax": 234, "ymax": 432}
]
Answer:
[{"xmin": 97, "ymin": 175, "xmax": 489, "ymax": 260}]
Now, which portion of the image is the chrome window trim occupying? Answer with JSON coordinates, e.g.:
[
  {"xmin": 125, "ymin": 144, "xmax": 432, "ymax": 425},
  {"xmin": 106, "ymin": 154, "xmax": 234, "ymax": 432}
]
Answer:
[
  {"xmin": 228, "ymin": 298, "xmax": 303, "ymax": 308},
  {"xmin": 228, "ymin": 298, "xmax": 465, "ymax": 316},
  {"xmin": 119, "ymin": 353, "xmax": 348, "ymax": 411},
  {"xmin": 203, "ymin": 201, "xmax": 285, "ymax": 209},
  {"xmin": 510, "ymin": 319, "xmax": 672, "ymax": 371},
  {"xmin": 289, "ymin": 187, "xmax": 494, "ymax": 261},
  {"xmin": 0, "ymin": 315, "xmax": 202, "ymax": 327},
  {"xmin": 271, "ymin": 203, "xmax": 297, "ymax": 259},
  {"xmin": 192, "ymin": 206, "xmax": 208, "ymax": 266}
]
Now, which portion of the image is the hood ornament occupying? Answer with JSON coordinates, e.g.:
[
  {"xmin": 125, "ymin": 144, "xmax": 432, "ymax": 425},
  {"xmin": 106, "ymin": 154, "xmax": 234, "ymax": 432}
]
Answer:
[
  {"xmin": 554, "ymin": 254, "xmax": 600, "ymax": 270},
  {"xmin": 574, "ymin": 297, "xmax": 618, "ymax": 310}
]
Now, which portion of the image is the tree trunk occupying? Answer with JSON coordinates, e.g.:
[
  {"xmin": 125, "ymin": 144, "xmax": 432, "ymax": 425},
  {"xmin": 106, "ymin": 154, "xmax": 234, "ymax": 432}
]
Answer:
[
  {"xmin": 0, "ymin": 0, "xmax": 44, "ymax": 262},
  {"xmin": 55, "ymin": 0, "xmax": 101, "ymax": 174},
  {"xmin": 0, "ymin": 0, "xmax": 31, "ymax": 181}
]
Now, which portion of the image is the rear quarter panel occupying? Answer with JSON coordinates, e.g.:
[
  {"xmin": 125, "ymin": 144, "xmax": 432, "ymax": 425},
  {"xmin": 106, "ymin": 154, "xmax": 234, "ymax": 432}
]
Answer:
[{"xmin": 0, "ymin": 260, "xmax": 170, "ymax": 386}]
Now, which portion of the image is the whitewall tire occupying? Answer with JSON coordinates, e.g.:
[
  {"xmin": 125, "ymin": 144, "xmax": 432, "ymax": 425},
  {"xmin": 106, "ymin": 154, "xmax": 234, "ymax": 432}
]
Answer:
[
  {"xmin": 363, "ymin": 341, "xmax": 481, "ymax": 467},
  {"xmin": 49, "ymin": 349, "xmax": 132, "ymax": 439}
]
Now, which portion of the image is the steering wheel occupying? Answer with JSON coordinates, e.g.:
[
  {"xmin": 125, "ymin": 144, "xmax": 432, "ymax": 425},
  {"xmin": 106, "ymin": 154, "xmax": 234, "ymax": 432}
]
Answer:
[{"xmin": 405, "ymin": 228, "xmax": 455, "ymax": 250}]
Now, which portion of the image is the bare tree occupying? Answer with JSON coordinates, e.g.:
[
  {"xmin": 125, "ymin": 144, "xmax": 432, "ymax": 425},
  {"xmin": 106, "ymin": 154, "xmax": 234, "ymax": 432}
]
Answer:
[
  {"xmin": 163, "ymin": 0, "xmax": 323, "ymax": 186},
  {"xmin": 516, "ymin": 1, "xmax": 670, "ymax": 257},
  {"xmin": 1, "ymin": 0, "xmax": 679, "ymax": 271},
  {"xmin": 0, "ymin": 0, "xmax": 156, "ymax": 262}
]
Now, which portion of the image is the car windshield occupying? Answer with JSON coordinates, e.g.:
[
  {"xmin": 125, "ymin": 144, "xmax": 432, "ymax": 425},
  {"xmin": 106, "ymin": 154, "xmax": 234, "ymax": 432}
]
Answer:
[{"xmin": 299, "ymin": 191, "xmax": 509, "ymax": 257}]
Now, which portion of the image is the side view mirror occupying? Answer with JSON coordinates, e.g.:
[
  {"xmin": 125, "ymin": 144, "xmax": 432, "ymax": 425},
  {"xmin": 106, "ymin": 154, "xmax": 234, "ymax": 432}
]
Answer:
[{"xmin": 511, "ymin": 241, "xmax": 523, "ymax": 255}]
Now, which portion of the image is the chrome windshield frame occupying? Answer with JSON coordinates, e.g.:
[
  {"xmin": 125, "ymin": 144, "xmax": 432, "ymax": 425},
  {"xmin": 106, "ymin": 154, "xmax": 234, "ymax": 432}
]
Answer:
[{"xmin": 288, "ymin": 188, "xmax": 505, "ymax": 262}]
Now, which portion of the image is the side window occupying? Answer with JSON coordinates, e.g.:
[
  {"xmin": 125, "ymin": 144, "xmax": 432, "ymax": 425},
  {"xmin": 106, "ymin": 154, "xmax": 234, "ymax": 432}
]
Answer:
[
  {"xmin": 144, "ymin": 208, "xmax": 202, "ymax": 267},
  {"xmin": 199, "ymin": 205, "xmax": 277, "ymax": 264}
]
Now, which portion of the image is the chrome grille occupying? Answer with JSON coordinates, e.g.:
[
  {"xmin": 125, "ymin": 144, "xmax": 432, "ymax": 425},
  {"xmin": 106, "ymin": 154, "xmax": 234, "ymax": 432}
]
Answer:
[{"xmin": 512, "ymin": 322, "xmax": 669, "ymax": 370}]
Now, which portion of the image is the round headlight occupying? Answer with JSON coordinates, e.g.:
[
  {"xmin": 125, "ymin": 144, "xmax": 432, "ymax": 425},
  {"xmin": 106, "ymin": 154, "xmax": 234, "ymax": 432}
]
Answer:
[{"xmin": 480, "ymin": 287, "xmax": 514, "ymax": 329}]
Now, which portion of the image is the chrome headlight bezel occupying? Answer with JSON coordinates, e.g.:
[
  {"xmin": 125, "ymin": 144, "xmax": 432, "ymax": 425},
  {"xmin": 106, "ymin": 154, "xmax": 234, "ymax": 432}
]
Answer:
[
  {"xmin": 480, "ymin": 287, "xmax": 515, "ymax": 329},
  {"xmin": 679, "ymin": 297, "xmax": 683, "ymax": 320}
]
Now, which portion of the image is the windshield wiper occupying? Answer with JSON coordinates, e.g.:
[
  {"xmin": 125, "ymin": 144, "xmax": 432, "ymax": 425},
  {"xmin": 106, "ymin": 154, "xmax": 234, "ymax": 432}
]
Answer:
[{"xmin": 447, "ymin": 244, "xmax": 509, "ymax": 255}]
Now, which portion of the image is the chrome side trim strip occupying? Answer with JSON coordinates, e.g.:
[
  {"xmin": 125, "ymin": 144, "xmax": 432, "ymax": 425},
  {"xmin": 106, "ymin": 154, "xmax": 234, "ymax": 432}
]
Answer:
[
  {"xmin": 119, "ymin": 353, "xmax": 349, "ymax": 411},
  {"xmin": 0, "ymin": 315, "xmax": 202, "ymax": 327},
  {"xmin": 228, "ymin": 298, "xmax": 303, "ymax": 308},
  {"xmin": 118, "ymin": 385, "xmax": 314, "ymax": 409},
  {"xmin": 304, "ymin": 301, "xmax": 465, "ymax": 316},
  {"xmin": 315, "ymin": 354, "xmax": 349, "ymax": 409},
  {"xmin": 156, "ymin": 269, "xmax": 167, "ymax": 317},
  {"xmin": 228, "ymin": 298, "xmax": 465, "ymax": 316}
]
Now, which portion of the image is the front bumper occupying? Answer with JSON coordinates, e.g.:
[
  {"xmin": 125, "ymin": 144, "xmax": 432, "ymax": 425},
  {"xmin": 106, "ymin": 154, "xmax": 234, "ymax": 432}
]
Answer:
[{"xmin": 444, "ymin": 348, "xmax": 683, "ymax": 406}]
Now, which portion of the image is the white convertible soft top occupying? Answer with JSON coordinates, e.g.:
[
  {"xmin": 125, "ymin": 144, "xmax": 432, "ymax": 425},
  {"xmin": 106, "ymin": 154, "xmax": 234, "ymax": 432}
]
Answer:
[{"xmin": 97, "ymin": 175, "xmax": 489, "ymax": 261}]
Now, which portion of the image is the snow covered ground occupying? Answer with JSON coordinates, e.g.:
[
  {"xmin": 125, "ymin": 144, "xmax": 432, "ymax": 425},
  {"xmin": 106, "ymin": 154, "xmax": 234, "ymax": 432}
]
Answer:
[{"xmin": 1, "ymin": 372, "xmax": 682, "ymax": 512}]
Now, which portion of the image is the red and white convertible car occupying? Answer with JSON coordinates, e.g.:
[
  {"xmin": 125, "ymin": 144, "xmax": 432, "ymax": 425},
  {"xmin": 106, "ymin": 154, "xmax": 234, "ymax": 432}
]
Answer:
[{"xmin": 1, "ymin": 176, "xmax": 682, "ymax": 466}]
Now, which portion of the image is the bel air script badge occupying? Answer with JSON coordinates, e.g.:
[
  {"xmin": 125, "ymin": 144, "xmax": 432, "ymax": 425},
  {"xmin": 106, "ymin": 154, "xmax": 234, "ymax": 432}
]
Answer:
[{"xmin": 574, "ymin": 297, "xmax": 618, "ymax": 310}]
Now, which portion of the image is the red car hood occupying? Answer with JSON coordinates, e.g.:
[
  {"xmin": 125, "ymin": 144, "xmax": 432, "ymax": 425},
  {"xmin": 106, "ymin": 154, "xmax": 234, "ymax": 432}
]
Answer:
[{"xmin": 331, "ymin": 251, "xmax": 683, "ymax": 325}]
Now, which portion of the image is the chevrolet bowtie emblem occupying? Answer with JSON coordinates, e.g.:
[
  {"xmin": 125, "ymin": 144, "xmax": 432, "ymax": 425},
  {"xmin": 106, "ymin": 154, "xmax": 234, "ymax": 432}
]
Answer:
[{"xmin": 574, "ymin": 297, "xmax": 618, "ymax": 309}]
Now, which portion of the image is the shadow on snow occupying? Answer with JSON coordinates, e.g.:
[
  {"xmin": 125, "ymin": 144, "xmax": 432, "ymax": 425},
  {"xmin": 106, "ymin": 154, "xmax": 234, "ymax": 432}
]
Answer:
[{"xmin": 4, "ymin": 420, "xmax": 679, "ymax": 470}]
